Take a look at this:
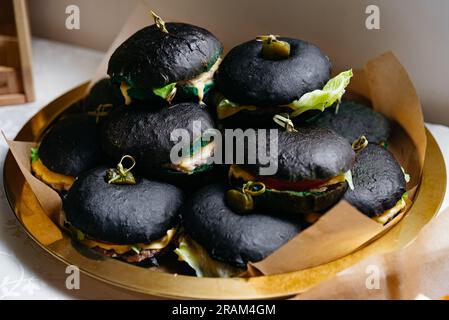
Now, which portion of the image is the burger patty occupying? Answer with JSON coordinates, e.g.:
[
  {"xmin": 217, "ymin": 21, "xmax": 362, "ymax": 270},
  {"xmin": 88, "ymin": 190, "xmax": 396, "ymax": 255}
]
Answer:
[{"xmin": 93, "ymin": 246, "xmax": 162, "ymax": 264}]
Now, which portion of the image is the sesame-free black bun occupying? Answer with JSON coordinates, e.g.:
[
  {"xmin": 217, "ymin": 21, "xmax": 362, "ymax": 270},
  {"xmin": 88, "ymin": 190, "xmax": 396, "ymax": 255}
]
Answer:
[
  {"xmin": 344, "ymin": 144, "xmax": 406, "ymax": 217},
  {"xmin": 215, "ymin": 38, "xmax": 331, "ymax": 107},
  {"xmin": 183, "ymin": 184, "xmax": 302, "ymax": 268},
  {"xmin": 63, "ymin": 167, "xmax": 184, "ymax": 244},
  {"xmin": 108, "ymin": 23, "xmax": 222, "ymax": 88},
  {"xmin": 242, "ymin": 127, "xmax": 355, "ymax": 181},
  {"xmin": 39, "ymin": 115, "xmax": 105, "ymax": 177},
  {"xmin": 83, "ymin": 78, "xmax": 124, "ymax": 112},
  {"xmin": 311, "ymin": 101, "xmax": 391, "ymax": 144},
  {"xmin": 101, "ymin": 102, "xmax": 215, "ymax": 177}
]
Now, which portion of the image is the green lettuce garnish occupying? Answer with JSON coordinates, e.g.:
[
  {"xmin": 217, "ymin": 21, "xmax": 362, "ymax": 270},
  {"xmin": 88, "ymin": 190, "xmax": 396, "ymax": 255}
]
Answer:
[
  {"xmin": 290, "ymin": 69, "xmax": 353, "ymax": 117},
  {"xmin": 401, "ymin": 167, "xmax": 411, "ymax": 183},
  {"xmin": 217, "ymin": 98, "xmax": 239, "ymax": 109},
  {"xmin": 131, "ymin": 245, "xmax": 141, "ymax": 254},
  {"xmin": 152, "ymin": 82, "xmax": 177, "ymax": 100},
  {"xmin": 174, "ymin": 235, "xmax": 242, "ymax": 278},
  {"xmin": 344, "ymin": 170, "xmax": 354, "ymax": 190},
  {"xmin": 31, "ymin": 147, "xmax": 39, "ymax": 163}
]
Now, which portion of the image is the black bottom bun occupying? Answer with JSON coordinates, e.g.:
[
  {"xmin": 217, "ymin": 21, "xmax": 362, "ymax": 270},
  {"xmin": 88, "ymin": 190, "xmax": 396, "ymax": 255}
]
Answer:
[{"xmin": 183, "ymin": 184, "xmax": 302, "ymax": 268}]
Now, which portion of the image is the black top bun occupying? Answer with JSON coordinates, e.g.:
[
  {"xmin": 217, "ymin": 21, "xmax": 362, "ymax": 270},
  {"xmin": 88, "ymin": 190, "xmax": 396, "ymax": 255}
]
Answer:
[
  {"xmin": 216, "ymin": 38, "xmax": 331, "ymax": 107},
  {"xmin": 39, "ymin": 115, "xmax": 105, "ymax": 177},
  {"xmin": 83, "ymin": 78, "xmax": 124, "ymax": 112},
  {"xmin": 183, "ymin": 184, "xmax": 302, "ymax": 268},
  {"xmin": 344, "ymin": 144, "xmax": 406, "ymax": 217},
  {"xmin": 241, "ymin": 127, "xmax": 355, "ymax": 181},
  {"xmin": 101, "ymin": 102, "xmax": 215, "ymax": 176},
  {"xmin": 312, "ymin": 101, "xmax": 391, "ymax": 144},
  {"xmin": 108, "ymin": 23, "xmax": 222, "ymax": 88},
  {"xmin": 64, "ymin": 167, "xmax": 184, "ymax": 244}
]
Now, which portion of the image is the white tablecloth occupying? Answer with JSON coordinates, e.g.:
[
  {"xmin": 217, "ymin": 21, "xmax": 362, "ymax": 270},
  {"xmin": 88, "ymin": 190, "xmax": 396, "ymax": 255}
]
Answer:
[{"xmin": 0, "ymin": 38, "xmax": 448, "ymax": 300}]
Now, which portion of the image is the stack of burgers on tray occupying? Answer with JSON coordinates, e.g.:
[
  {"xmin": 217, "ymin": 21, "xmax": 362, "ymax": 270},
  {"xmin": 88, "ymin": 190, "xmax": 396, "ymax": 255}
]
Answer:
[{"xmin": 29, "ymin": 12, "xmax": 409, "ymax": 277}]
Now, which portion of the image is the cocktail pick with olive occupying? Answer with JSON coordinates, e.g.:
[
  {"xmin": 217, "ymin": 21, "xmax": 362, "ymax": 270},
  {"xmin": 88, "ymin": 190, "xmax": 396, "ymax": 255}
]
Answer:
[
  {"xmin": 106, "ymin": 155, "xmax": 137, "ymax": 185},
  {"xmin": 225, "ymin": 181, "xmax": 266, "ymax": 214},
  {"xmin": 351, "ymin": 135, "xmax": 368, "ymax": 154},
  {"xmin": 256, "ymin": 35, "xmax": 291, "ymax": 60}
]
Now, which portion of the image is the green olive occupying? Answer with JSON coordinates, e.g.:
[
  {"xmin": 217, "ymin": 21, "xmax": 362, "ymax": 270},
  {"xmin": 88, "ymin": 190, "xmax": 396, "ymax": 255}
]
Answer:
[
  {"xmin": 226, "ymin": 189, "xmax": 254, "ymax": 214},
  {"xmin": 261, "ymin": 40, "xmax": 290, "ymax": 60}
]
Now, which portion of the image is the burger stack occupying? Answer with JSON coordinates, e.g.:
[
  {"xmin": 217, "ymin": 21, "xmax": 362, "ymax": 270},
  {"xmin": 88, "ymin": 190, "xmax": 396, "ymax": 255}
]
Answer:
[{"xmin": 30, "ymin": 13, "xmax": 408, "ymax": 276}]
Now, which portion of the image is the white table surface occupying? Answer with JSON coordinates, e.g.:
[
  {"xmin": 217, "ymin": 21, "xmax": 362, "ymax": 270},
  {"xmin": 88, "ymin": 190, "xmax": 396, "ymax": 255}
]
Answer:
[{"xmin": 0, "ymin": 38, "xmax": 448, "ymax": 300}]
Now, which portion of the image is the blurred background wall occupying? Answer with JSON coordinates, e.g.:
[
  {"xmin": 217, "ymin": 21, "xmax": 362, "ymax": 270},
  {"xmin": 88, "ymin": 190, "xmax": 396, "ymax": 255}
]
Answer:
[{"xmin": 26, "ymin": 0, "xmax": 449, "ymax": 125}]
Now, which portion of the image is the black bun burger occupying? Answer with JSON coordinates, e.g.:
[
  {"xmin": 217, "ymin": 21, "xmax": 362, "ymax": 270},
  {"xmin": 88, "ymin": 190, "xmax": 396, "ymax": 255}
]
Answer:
[
  {"xmin": 227, "ymin": 125, "xmax": 355, "ymax": 215},
  {"xmin": 101, "ymin": 102, "xmax": 216, "ymax": 186},
  {"xmin": 108, "ymin": 12, "xmax": 223, "ymax": 105},
  {"xmin": 311, "ymin": 101, "xmax": 391, "ymax": 145},
  {"xmin": 344, "ymin": 142, "xmax": 408, "ymax": 224},
  {"xmin": 83, "ymin": 78, "xmax": 124, "ymax": 112},
  {"xmin": 63, "ymin": 164, "xmax": 184, "ymax": 264},
  {"xmin": 214, "ymin": 35, "xmax": 352, "ymax": 127},
  {"xmin": 31, "ymin": 115, "xmax": 105, "ymax": 191},
  {"xmin": 175, "ymin": 183, "xmax": 302, "ymax": 277}
]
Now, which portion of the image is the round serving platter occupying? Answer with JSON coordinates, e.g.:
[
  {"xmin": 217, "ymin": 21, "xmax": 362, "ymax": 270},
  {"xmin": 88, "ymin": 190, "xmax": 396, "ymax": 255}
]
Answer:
[{"xmin": 3, "ymin": 82, "xmax": 447, "ymax": 299}]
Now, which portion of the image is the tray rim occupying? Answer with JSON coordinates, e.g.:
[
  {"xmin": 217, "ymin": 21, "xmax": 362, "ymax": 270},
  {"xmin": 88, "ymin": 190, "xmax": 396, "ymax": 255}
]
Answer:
[{"xmin": 2, "ymin": 82, "xmax": 447, "ymax": 299}]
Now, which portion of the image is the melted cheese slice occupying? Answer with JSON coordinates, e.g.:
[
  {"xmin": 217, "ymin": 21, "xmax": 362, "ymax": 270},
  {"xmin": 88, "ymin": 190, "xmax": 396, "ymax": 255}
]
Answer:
[
  {"xmin": 31, "ymin": 159, "xmax": 75, "ymax": 191},
  {"xmin": 229, "ymin": 164, "xmax": 255, "ymax": 181},
  {"xmin": 167, "ymin": 142, "xmax": 215, "ymax": 173},
  {"xmin": 120, "ymin": 82, "xmax": 132, "ymax": 105},
  {"xmin": 373, "ymin": 198, "xmax": 407, "ymax": 225},
  {"xmin": 80, "ymin": 228, "xmax": 177, "ymax": 255},
  {"xmin": 179, "ymin": 58, "xmax": 222, "ymax": 102}
]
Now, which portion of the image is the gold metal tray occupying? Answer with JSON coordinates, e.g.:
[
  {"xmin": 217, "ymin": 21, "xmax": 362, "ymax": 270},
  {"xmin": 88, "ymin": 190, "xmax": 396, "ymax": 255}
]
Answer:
[{"xmin": 3, "ymin": 83, "xmax": 447, "ymax": 299}]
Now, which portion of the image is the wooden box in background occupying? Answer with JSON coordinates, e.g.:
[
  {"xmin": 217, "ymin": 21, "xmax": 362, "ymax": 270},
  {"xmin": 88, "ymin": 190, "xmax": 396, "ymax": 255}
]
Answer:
[{"xmin": 0, "ymin": 0, "xmax": 34, "ymax": 106}]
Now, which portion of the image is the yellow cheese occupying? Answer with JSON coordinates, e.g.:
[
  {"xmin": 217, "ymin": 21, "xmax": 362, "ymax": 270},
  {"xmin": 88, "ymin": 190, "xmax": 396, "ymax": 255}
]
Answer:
[
  {"xmin": 120, "ymin": 82, "xmax": 132, "ymax": 105},
  {"xmin": 373, "ymin": 198, "xmax": 407, "ymax": 225},
  {"xmin": 228, "ymin": 164, "xmax": 255, "ymax": 182},
  {"xmin": 31, "ymin": 159, "xmax": 75, "ymax": 191},
  {"xmin": 180, "ymin": 58, "xmax": 222, "ymax": 102},
  {"xmin": 80, "ymin": 228, "xmax": 177, "ymax": 255},
  {"xmin": 177, "ymin": 142, "xmax": 215, "ymax": 173}
]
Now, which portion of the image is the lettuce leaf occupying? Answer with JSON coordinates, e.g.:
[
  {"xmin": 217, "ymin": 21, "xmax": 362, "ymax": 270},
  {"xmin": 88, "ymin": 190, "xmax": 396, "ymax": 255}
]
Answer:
[
  {"xmin": 152, "ymin": 82, "xmax": 177, "ymax": 100},
  {"xmin": 31, "ymin": 147, "xmax": 39, "ymax": 163},
  {"xmin": 174, "ymin": 235, "xmax": 242, "ymax": 278},
  {"xmin": 344, "ymin": 170, "xmax": 354, "ymax": 190},
  {"xmin": 290, "ymin": 69, "xmax": 353, "ymax": 117}
]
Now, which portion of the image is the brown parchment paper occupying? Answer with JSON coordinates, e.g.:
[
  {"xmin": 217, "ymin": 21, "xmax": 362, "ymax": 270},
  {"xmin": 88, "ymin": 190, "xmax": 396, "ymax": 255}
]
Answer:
[
  {"xmin": 293, "ymin": 206, "xmax": 449, "ymax": 300},
  {"xmin": 2, "ymin": 135, "xmax": 63, "ymax": 245},
  {"xmin": 250, "ymin": 52, "xmax": 426, "ymax": 275}
]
